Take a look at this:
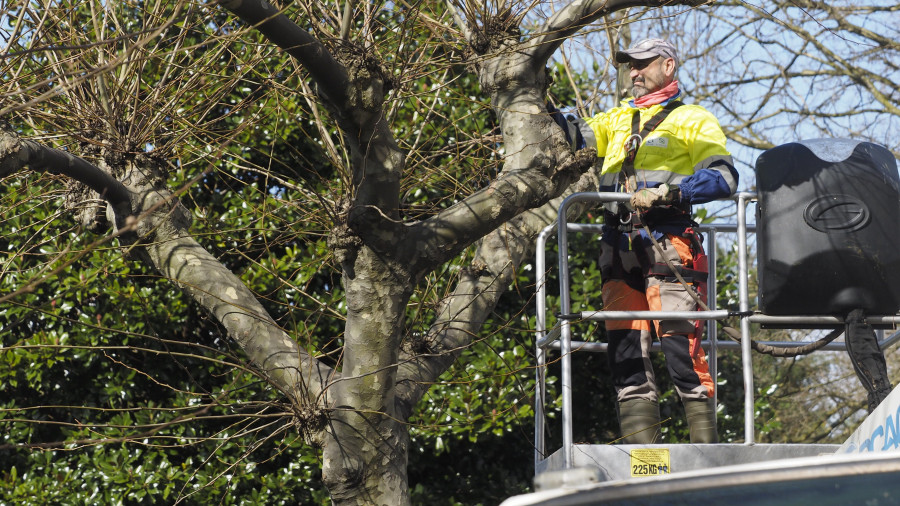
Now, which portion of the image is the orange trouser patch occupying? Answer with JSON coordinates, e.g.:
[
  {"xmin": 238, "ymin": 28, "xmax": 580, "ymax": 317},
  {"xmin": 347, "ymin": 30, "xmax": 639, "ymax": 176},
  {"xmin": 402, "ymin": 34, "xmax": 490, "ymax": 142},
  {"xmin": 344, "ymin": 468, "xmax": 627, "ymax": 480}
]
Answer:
[{"xmin": 601, "ymin": 280, "xmax": 651, "ymax": 331}]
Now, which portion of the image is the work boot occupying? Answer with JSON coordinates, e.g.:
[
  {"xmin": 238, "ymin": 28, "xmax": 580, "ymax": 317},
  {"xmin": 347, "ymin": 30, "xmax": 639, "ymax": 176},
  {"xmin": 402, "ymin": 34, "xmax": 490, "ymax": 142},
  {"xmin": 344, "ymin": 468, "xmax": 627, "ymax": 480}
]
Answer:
[
  {"xmin": 684, "ymin": 399, "xmax": 718, "ymax": 444},
  {"xmin": 617, "ymin": 399, "xmax": 661, "ymax": 444}
]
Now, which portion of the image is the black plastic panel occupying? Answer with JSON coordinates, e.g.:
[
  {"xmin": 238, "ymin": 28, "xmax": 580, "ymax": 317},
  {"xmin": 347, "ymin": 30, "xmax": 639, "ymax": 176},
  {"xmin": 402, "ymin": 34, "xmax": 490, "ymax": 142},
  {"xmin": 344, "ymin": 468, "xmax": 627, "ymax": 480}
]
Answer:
[{"xmin": 756, "ymin": 139, "xmax": 900, "ymax": 316}]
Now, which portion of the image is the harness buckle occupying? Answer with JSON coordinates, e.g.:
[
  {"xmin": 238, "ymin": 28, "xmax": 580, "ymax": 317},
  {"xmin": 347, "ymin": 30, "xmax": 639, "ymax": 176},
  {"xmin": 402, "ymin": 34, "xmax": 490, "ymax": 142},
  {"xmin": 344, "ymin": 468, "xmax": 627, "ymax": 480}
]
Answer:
[{"xmin": 624, "ymin": 133, "xmax": 642, "ymax": 163}]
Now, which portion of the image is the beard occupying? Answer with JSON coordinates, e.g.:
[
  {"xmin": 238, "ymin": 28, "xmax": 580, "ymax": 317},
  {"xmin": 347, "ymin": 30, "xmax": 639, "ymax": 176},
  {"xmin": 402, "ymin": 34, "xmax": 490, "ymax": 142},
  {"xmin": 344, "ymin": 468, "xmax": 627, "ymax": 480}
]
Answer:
[
  {"xmin": 632, "ymin": 79, "xmax": 651, "ymax": 99},
  {"xmin": 632, "ymin": 85, "xmax": 650, "ymax": 98}
]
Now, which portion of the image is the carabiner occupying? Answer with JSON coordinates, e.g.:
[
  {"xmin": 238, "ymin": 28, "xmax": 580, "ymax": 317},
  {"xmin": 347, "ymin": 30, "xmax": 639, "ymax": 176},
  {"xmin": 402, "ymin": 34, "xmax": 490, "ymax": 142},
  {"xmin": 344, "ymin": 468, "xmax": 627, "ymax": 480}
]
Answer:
[{"xmin": 624, "ymin": 133, "xmax": 642, "ymax": 162}]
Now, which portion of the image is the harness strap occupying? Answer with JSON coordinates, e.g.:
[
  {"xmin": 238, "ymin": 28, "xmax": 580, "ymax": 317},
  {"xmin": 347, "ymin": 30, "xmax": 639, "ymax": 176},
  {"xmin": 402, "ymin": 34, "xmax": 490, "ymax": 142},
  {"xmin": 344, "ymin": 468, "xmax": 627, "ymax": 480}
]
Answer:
[
  {"xmin": 619, "ymin": 100, "xmax": 683, "ymax": 188},
  {"xmin": 647, "ymin": 262, "xmax": 709, "ymax": 283}
]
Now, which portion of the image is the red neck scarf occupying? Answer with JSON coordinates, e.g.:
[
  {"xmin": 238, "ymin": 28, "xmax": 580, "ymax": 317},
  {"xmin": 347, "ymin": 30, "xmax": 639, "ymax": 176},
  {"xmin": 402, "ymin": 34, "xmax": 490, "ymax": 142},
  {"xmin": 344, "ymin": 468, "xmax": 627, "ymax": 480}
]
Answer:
[{"xmin": 633, "ymin": 80, "xmax": 680, "ymax": 107}]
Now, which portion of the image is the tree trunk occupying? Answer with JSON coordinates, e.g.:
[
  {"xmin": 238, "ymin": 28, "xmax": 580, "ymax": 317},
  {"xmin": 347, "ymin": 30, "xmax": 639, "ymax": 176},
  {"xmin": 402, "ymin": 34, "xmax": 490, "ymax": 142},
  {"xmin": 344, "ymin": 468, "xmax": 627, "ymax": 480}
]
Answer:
[{"xmin": 322, "ymin": 246, "xmax": 412, "ymax": 505}]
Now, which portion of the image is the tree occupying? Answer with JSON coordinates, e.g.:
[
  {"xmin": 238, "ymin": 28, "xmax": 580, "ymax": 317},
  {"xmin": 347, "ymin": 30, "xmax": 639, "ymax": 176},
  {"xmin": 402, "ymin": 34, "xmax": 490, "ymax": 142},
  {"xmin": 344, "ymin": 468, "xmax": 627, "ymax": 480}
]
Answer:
[{"xmin": 2, "ymin": 0, "xmax": 899, "ymax": 504}]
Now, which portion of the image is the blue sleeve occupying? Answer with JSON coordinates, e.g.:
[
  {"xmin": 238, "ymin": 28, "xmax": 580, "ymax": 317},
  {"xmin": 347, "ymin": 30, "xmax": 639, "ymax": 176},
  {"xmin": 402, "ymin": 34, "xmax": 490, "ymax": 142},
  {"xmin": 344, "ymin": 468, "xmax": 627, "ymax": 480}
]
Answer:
[{"xmin": 678, "ymin": 165, "xmax": 739, "ymax": 204}]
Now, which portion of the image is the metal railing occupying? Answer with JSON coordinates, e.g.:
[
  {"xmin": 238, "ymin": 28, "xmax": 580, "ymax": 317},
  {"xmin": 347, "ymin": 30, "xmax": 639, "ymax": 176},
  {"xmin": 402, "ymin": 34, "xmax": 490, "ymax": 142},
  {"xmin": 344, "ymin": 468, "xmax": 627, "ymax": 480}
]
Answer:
[{"xmin": 534, "ymin": 191, "xmax": 900, "ymax": 471}]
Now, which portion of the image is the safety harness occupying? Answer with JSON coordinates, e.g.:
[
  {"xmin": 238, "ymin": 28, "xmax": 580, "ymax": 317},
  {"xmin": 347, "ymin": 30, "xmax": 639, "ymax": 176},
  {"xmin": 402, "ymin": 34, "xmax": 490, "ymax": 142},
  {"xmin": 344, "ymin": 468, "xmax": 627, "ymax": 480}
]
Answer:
[
  {"xmin": 621, "ymin": 101, "xmax": 684, "ymax": 191},
  {"xmin": 611, "ymin": 100, "xmax": 710, "ymax": 354},
  {"xmin": 608, "ymin": 100, "xmax": 690, "ymax": 232}
]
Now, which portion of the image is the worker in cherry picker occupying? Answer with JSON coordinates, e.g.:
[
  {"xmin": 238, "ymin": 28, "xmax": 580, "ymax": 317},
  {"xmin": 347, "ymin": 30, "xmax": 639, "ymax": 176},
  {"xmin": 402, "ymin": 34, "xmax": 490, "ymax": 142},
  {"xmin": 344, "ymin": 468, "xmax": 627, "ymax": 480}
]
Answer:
[{"xmin": 552, "ymin": 38, "xmax": 738, "ymax": 443}]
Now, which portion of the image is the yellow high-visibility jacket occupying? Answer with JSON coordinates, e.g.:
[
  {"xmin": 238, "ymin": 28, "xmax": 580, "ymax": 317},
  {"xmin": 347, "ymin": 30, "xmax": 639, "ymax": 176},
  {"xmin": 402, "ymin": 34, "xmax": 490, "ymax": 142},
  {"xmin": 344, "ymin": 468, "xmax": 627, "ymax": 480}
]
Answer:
[{"xmin": 582, "ymin": 98, "xmax": 737, "ymax": 205}]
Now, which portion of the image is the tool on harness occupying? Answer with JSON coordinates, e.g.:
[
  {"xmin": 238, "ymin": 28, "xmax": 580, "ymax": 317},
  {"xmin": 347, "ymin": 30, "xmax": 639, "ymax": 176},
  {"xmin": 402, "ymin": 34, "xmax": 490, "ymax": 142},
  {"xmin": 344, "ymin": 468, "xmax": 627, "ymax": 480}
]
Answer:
[
  {"xmin": 624, "ymin": 133, "xmax": 643, "ymax": 164},
  {"xmin": 644, "ymin": 228, "xmax": 708, "ymax": 356}
]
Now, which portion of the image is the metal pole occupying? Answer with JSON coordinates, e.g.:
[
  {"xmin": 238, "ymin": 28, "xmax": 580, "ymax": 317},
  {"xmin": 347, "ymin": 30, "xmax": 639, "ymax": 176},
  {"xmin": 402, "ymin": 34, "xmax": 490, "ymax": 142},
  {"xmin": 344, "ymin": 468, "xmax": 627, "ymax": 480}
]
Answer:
[
  {"xmin": 534, "ymin": 223, "xmax": 556, "ymax": 470},
  {"xmin": 546, "ymin": 337, "xmax": 871, "ymax": 353},
  {"xmin": 556, "ymin": 198, "xmax": 575, "ymax": 469},
  {"xmin": 556, "ymin": 192, "xmax": 629, "ymax": 469},
  {"xmin": 748, "ymin": 314, "xmax": 900, "ymax": 326},
  {"xmin": 580, "ymin": 309, "xmax": 731, "ymax": 321},
  {"xmin": 736, "ymin": 192, "xmax": 755, "ymax": 444},
  {"xmin": 708, "ymin": 228, "xmax": 719, "ymax": 409},
  {"xmin": 880, "ymin": 329, "xmax": 900, "ymax": 349}
]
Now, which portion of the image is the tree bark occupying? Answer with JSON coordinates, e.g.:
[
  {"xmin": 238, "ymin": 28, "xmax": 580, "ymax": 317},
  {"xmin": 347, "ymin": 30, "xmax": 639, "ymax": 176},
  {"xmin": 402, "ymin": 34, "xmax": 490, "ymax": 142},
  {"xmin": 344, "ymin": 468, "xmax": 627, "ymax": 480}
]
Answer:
[{"xmin": 322, "ymin": 249, "xmax": 412, "ymax": 505}]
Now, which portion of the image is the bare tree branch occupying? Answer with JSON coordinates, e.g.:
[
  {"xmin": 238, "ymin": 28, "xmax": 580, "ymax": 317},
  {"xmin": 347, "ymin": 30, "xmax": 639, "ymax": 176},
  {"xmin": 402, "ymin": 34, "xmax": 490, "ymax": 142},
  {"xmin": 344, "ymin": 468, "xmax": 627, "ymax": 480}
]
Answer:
[
  {"xmin": 218, "ymin": 0, "xmax": 350, "ymax": 109},
  {"xmin": 403, "ymin": 149, "xmax": 595, "ymax": 272},
  {"xmin": 0, "ymin": 131, "xmax": 131, "ymax": 211},
  {"xmin": 0, "ymin": 130, "xmax": 335, "ymax": 406},
  {"xmin": 528, "ymin": 0, "xmax": 706, "ymax": 66}
]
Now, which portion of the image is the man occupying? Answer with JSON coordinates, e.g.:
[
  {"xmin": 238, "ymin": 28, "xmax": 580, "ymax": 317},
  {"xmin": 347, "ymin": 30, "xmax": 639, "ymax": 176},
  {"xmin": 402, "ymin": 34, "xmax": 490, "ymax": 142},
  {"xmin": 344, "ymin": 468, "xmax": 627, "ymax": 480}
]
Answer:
[{"xmin": 561, "ymin": 38, "xmax": 739, "ymax": 444}]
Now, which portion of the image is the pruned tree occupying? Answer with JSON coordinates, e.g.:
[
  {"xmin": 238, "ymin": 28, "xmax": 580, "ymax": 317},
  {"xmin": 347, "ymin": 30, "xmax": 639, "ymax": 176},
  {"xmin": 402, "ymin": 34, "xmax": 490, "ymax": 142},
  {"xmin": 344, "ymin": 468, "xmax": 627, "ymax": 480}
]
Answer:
[{"xmin": 2, "ymin": 0, "xmax": 899, "ymax": 504}]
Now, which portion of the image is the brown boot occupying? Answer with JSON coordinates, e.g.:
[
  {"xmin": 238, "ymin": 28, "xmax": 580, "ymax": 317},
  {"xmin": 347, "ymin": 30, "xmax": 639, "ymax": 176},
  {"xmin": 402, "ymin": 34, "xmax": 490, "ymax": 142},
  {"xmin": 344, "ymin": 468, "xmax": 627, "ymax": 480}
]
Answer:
[
  {"xmin": 684, "ymin": 399, "xmax": 718, "ymax": 443},
  {"xmin": 617, "ymin": 399, "xmax": 661, "ymax": 444}
]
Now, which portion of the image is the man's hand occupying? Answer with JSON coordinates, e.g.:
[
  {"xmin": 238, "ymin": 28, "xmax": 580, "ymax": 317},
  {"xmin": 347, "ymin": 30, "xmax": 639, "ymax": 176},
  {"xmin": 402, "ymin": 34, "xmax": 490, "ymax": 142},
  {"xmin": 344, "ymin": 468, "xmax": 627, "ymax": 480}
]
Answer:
[{"xmin": 630, "ymin": 184, "xmax": 680, "ymax": 211}]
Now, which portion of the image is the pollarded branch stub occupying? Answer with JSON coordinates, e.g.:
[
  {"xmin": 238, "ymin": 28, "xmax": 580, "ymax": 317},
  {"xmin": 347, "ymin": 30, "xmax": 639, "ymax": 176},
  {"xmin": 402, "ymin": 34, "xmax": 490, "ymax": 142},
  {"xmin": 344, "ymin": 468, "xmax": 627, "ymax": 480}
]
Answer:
[
  {"xmin": 334, "ymin": 44, "xmax": 396, "ymax": 128},
  {"xmin": 292, "ymin": 402, "xmax": 328, "ymax": 448},
  {"xmin": 63, "ymin": 143, "xmax": 168, "ymax": 233},
  {"xmin": 0, "ymin": 130, "xmax": 24, "ymax": 177},
  {"xmin": 464, "ymin": 258, "xmax": 491, "ymax": 278},
  {"xmin": 328, "ymin": 222, "xmax": 363, "ymax": 272},
  {"xmin": 402, "ymin": 325, "xmax": 436, "ymax": 356},
  {"xmin": 66, "ymin": 178, "xmax": 110, "ymax": 233},
  {"xmin": 118, "ymin": 154, "xmax": 191, "ymax": 240},
  {"xmin": 552, "ymin": 147, "xmax": 597, "ymax": 186},
  {"xmin": 327, "ymin": 197, "xmax": 362, "ymax": 275},
  {"xmin": 468, "ymin": 8, "xmax": 523, "ymax": 55},
  {"xmin": 121, "ymin": 153, "xmax": 168, "ymax": 188},
  {"xmin": 65, "ymin": 144, "xmax": 118, "ymax": 233}
]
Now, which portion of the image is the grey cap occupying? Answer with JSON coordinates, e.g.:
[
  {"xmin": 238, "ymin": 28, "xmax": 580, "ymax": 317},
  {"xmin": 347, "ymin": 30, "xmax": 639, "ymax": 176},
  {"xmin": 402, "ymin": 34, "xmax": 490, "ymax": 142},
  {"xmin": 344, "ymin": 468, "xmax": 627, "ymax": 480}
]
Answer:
[{"xmin": 615, "ymin": 38, "xmax": 679, "ymax": 66}]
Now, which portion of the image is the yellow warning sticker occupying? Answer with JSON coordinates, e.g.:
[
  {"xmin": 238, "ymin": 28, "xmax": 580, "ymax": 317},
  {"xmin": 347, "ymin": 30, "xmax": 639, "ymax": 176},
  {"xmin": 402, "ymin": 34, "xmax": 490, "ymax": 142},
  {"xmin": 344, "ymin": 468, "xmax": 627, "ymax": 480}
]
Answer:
[{"xmin": 630, "ymin": 448, "xmax": 671, "ymax": 477}]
